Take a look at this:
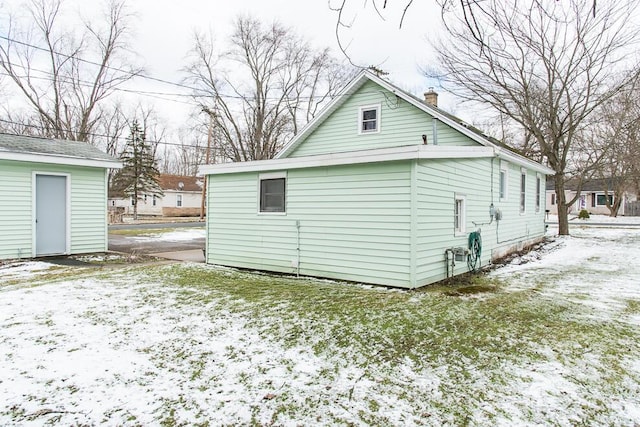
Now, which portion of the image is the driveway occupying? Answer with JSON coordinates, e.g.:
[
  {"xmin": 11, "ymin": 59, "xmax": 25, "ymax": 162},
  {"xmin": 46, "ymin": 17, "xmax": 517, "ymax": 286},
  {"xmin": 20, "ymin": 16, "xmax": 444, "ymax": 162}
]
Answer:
[{"xmin": 108, "ymin": 223, "xmax": 206, "ymax": 262}]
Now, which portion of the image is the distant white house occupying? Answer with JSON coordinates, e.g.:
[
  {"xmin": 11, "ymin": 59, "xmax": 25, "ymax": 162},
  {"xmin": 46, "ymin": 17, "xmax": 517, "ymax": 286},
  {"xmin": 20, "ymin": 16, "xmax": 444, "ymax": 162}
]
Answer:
[
  {"xmin": 545, "ymin": 178, "xmax": 638, "ymax": 215},
  {"xmin": 109, "ymin": 174, "xmax": 203, "ymax": 217}
]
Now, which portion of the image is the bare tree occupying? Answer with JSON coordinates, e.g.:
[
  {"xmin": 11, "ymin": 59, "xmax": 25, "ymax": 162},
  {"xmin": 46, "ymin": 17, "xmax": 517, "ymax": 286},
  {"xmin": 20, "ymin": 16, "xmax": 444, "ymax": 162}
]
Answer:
[
  {"xmin": 427, "ymin": 0, "xmax": 640, "ymax": 235},
  {"xmin": 584, "ymin": 78, "xmax": 640, "ymax": 216},
  {"xmin": 0, "ymin": 0, "xmax": 142, "ymax": 142},
  {"xmin": 167, "ymin": 128, "xmax": 207, "ymax": 176},
  {"xmin": 330, "ymin": 0, "xmax": 600, "ymax": 67},
  {"xmin": 184, "ymin": 16, "xmax": 352, "ymax": 162}
]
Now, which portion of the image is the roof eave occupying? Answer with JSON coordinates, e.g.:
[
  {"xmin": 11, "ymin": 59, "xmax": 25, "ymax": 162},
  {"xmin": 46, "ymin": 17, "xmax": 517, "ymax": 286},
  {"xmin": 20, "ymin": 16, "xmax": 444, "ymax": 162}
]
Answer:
[
  {"xmin": 0, "ymin": 151, "xmax": 122, "ymax": 169},
  {"xmin": 275, "ymin": 70, "xmax": 371, "ymax": 159},
  {"xmin": 201, "ymin": 145, "xmax": 495, "ymax": 175}
]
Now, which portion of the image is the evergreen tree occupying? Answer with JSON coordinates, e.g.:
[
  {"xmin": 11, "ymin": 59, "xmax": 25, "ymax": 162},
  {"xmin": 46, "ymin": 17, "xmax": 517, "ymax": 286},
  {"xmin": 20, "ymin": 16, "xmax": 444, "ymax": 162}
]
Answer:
[{"xmin": 112, "ymin": 120, "xmax": 163, "ymax": 220}]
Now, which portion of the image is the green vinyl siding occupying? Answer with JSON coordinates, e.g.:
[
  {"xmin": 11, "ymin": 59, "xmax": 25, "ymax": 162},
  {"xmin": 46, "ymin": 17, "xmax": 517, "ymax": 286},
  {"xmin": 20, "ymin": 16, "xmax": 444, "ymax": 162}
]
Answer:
[
  {"xmin": 415, "ymin": 158, "xmax": 546, "ymax": 286},
  {"xmin": 434, "ymin": 121, "xmax": 478, "ymax": 147},
  {"xmin": 0, "ymin": 160, "xmax": 108, "ymax": 259},
  {"xmin": 69, "ymin": 167, "xmax": 108, "ymax": 254},
  {"xmin": 207, "ymin": 161, "xmax": 412, "ymax": 287},
  {"xmin": 288, "ymin": 81, "xmax": 425, "ymax": 156},
  {"xmin": 286, "ymin": 81, "xmax": 478, "ymax": 158},
  {"xmin": 207, "ymin": 157, "xmax": 546, "ymax": 288},
  {"xmin": 0, "ymin": 160, "xmax": 33, "ymax": 259}
]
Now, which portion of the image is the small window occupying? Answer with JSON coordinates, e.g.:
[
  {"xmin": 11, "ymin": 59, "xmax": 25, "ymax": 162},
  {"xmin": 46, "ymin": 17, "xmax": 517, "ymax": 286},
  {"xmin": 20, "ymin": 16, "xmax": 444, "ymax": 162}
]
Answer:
[
  {"xmin": 131, "ymin": 197, "xmax": 135, "ymax": 206},
  {"xmin": 260, "ymin": 173, "xmax": 286, "ymax": 213},
  {"xmin": 551, "ymin": 193, "xmax": 556, "ymax": 205},
  {"xmin": 499, "ymin": 162, "xmax": 508, "ymax": 201},
  {"xmin": 520, "ymin": 169, "xmax": 527, "ymax": 214},
  {"xmin": 454, "ymin": 195, "xmax": 466, "ymax": 234},
  {"xmin": 152, "ymin": 195, "xmax": 157, "ymax": 206},
  {"xmin": 595, "ymin": 193, "xmax": 613, "ymax": 206},
  {"xmin": 176, "ymin": 194, "xmax": 183, "ymax": 207},
  {"xmin": 359, "ymin": 105, "xmax": 381, "ymax": 134},
  {"xmin": 535, "ymin": 174, "xmax": 541, "ymax": 213}
]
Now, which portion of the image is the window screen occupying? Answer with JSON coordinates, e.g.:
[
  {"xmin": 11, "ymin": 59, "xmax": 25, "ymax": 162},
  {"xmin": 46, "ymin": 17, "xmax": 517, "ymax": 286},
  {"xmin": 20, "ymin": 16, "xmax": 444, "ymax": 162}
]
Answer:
[{"xmin": 260, "ymin": 178, "xmax": 286, "ymax": 212}]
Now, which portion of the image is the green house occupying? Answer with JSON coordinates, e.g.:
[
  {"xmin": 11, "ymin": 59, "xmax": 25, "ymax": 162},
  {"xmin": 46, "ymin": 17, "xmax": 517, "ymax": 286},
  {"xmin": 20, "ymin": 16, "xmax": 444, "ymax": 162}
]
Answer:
[
  {"xmin": 200, "ymin": 71, "xmax": 554, "ymax": 288},
  {"xmin": 0, "ymin": 133, "xmax": 121, "ymax": 260}
]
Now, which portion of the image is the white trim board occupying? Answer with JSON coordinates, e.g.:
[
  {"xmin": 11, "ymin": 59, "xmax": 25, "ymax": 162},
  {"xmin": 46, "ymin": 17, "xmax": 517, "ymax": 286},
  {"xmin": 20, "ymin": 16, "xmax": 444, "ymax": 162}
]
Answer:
[
  {"xmin": 0, "ymin": 151, "xmax": 122, "ymax": 169},
  {"xmin": 201, "ymin": 145, "xmax": 496, "ymax": 175},
  {"xmin": 274, "ymin": 70, "xmax": 553, "ymax": 176}
]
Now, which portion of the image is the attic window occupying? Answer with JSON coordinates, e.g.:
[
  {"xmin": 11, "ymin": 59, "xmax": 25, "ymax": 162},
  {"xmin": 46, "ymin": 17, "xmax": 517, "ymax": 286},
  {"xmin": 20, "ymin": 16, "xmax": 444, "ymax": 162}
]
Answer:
[{"xmin": 359, "ymin": 105, "xmax": 380, "ymax": 134}]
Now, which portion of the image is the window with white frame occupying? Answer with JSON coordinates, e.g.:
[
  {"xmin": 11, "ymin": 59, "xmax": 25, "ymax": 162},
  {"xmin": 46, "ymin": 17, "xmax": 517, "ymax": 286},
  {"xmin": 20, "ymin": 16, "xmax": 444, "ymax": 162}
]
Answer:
[
  {"xmin": 499, "ymin": 162, "xmax": 508, "ymax": 200},
  {"xmin": 535, "ymin": 173, "xmax": 541, "ymax": 213},
  {"xmin": 176, "ymin": 194, "xmax": 183, "ymax": 207},
  {"xmin": 551, "ymin": 193, "xmax": 556, "ymax": 205},
  {"xmin": 595, "ymin": 193, "xmax": 614, "ymax": 207},
  {"xmin": 152, "ymin": 195, "xmax": 157, "ymax": 206},
  {"xmin": 358, "ymin": 104, "xmax": 380, "ymax": 134},
  {"xmin": 454, "ymin": 195, "xmax": 466, "ymax": 234},
  {"xmin": 259, "ymin": 172, "xmax": 286, "ymax": 213},
  {"xmin": 520, "ymin": 169, "xmax": 527, "ymax": 214}
]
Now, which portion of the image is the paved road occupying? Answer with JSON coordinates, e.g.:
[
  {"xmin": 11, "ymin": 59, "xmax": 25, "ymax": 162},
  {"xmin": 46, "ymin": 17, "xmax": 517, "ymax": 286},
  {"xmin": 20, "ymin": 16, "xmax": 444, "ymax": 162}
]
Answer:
[
  {"xmin": 108, "ymin": 234, "xmax": 205, "ymax": 254},
  {"xmin": 546, "ymin": 221, "xmax": 640, "ymax": 228},
  {"xmin": 109, "ymin": 221, "xmax": 204, "ymax": 231},
  {"xmin": 108, "ymin": 222, "xmax": 205, "ymax": 255}
]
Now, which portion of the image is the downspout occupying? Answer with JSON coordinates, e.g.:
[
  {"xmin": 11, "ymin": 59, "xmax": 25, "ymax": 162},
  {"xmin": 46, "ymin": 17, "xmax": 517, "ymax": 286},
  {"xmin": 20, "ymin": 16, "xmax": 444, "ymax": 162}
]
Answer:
[{"xmin": 296, "ymin": 219, "xmax": 301, "ymax": 277}]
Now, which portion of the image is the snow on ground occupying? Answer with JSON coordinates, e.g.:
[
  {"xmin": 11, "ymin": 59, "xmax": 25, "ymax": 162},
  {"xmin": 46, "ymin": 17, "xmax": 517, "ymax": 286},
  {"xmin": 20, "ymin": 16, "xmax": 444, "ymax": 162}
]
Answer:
[
  {"xmin": 1, "ymin": 221, "xmax": 639, "ymax": 425},
  {"xmin": 548, "ymin": 213, "xmax": 640, "ymax": 224},
  {"xmin": 129, "ymin": 228, "xmax": 205, "ymax": 242},
  {"xmin": 494, "ymin": 223, "xmax": 640, "ymax": 322},
  {"xmin": 0, "ymin": 261, "xmax": 65, "ymax": 284}
]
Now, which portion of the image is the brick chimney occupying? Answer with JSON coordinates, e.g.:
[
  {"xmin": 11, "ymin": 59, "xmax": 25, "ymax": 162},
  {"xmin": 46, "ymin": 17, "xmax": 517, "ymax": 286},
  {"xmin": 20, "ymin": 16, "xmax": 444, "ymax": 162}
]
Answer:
[{"xmin": 424, "ymin": 87, "xmax": 438, "ymax": 107}]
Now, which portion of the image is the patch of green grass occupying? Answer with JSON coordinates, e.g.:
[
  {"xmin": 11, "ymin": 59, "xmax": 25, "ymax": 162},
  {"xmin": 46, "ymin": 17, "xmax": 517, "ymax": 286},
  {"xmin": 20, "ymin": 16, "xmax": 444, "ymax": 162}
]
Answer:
[
  {"xmin": 136, "ymin": 264, "xmax": 640, "ymax": 424},
  {"xmin": 624, "ymin": 299, "xmax": 640, "ymax": 315},
  {"xmin": 5, "ymin": 262, "xmax": 638, "ymax": 425}
]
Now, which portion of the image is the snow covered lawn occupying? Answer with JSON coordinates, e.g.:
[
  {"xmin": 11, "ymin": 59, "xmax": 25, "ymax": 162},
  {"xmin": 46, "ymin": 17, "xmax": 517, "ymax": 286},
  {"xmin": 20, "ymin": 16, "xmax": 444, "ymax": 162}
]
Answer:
[{"xmin": 1, "ymin": 225, "xmax": 639, "ymax": 426}]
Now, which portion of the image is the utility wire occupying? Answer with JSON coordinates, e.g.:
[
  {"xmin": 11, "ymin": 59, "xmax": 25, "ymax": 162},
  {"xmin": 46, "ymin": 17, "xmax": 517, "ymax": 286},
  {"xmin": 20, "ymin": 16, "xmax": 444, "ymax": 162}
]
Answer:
[
  {"xmin": 0, "ymin": 34, "xmax": 343, "ymax": 101},
  {"xmin": 0, "ymin": 118, "xmax": 208, "ymax": 150}
]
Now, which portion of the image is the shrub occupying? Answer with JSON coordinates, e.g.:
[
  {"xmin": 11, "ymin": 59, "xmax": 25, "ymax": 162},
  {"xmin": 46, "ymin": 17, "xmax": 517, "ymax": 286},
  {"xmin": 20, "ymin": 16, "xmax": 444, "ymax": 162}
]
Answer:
[{"xmin": 578, "ymin": 209, "xmax": 590, "ymax": 219}]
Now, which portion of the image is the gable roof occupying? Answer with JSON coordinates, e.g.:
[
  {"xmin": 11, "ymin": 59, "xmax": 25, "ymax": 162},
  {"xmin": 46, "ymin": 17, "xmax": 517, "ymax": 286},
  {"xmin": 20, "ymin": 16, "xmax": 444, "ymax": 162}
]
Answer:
[
  {"xmin": 546, "ymin": 177, "xmax": 629, "ymax": 192},
  {"xmin": 0, "ymin": 133, "xmax": 121, "ymax": 168},
  {"xmin": 275, "ymin": 70, "xmax": 553, "ymax": 175},
  {"xmin": 158, "ymin": 174, "xmax": 203, "ymax": 192}
]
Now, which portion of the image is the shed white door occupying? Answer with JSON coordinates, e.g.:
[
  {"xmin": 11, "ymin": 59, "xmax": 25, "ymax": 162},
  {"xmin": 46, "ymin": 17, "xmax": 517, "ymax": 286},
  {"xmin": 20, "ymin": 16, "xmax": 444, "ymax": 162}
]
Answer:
[{"xmin": 35, "ymin": 174, "xmax": 68, "ymax": 256}]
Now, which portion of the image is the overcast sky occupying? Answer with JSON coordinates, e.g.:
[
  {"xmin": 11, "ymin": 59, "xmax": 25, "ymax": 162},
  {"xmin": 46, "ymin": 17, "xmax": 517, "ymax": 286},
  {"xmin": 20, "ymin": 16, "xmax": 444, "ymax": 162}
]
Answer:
[
  {"xmin": 130, "ymin": 0, "xmax": 449, "ymax": 124},
  {"xmin": 2, "ymin": 0, "xmax": 457, "ymax": 129}
]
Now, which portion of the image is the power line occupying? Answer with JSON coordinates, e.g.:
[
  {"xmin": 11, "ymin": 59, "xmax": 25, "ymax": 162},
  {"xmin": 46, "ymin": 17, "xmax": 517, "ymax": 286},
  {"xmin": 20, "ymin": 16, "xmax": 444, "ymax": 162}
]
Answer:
[
  {"xmin": 0, "ymin": 118, "xmax": 207, "ymax": 151},
  {"xmin": 0, "ymin": 35, "xmax": 198, "ymax": 92},
  {"xmin": 0, "ymin": 34, "xmax": 342, "ymax": 102}
]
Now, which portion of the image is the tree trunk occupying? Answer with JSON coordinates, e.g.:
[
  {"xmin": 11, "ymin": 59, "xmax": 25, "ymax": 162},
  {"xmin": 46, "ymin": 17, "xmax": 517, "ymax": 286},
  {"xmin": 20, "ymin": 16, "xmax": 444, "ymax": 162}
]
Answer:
[{"xmin": 554, "ymin": 175, "xmax": 571, "ymax": 235}]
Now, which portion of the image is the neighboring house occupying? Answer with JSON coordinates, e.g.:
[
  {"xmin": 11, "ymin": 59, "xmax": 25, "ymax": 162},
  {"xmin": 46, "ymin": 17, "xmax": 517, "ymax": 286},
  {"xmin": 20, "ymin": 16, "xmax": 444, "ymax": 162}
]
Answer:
[
  {"xmin": 0, "ymin": 133, "xmax": 121, "ymax": 260},
  {"xmin": 109, "ymin": 174, "xmax": 203, "ymax": 217},
  {"xmin": 546, "ymin": 178, "xmax": 637, "ymax": 216},
  {"xmin": 200, "ymin": 71, "xmax": 554, "ymax": 289}
]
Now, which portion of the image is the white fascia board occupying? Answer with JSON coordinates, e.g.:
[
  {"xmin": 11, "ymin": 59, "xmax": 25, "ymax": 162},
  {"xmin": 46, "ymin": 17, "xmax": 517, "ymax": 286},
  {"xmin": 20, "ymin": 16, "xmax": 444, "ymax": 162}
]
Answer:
[
  {"xmin": 494, "ymin": 148, "xmax": 555, "ymax": 175},
  {"xmin": 365, "ymin": 73, "xmax": 554, "ymax": 175},
  {"xmin": 0, "ymin": 151, "xmax": 122, "ymax": 169},
  {"xmin": 200, "ymin": 145, "xmax": 495, "ymax": 176},
  {"xmin": 275, "ymin": 71, "xmax": 370, "ymax": 159}
]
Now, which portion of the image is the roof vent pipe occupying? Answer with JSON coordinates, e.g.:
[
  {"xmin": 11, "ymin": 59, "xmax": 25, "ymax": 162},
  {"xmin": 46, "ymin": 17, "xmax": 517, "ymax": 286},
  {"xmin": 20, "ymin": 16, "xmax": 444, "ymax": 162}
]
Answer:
[{"xmin": 424, "ymin": 87, "xmax": 438, "ymax": 107}]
